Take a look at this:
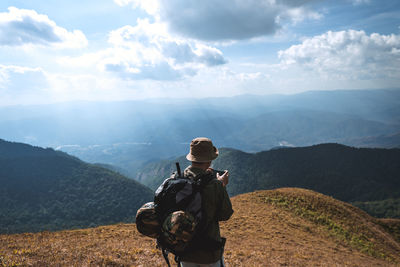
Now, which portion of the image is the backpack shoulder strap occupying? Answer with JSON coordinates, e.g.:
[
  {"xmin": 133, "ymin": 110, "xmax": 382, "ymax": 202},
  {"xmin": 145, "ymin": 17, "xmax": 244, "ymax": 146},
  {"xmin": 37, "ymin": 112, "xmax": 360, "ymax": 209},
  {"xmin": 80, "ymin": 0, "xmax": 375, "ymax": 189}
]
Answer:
[
  {"xmin": 161, "ymin": 248, "xmax": 172, "ymax": 267},
  {"xmin": 176, "ymin": 162, "xmax": 182, "ymax": 177}
]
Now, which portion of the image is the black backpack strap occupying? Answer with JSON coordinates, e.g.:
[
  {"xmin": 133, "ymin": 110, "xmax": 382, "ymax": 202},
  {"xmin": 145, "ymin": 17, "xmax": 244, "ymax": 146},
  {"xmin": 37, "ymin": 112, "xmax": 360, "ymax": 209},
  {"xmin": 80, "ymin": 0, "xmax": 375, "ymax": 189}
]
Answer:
[
  {"xmin": 161, "ymin": 248, "xmax": 182, "ymax": 267},
  {"xmin": 176, "ymin": 162, "xmax": 182, "ymax": 177},
  {"xmin": 174, "ymin": 255, "xmax": 181, "ymax": 267},
  {"xmin": 220, "ymin": 237, "xmax": 226, "ymax": 267},
  {"xmin": 162, "ymin": 248, "xmax": 172, "ymax": 267}
]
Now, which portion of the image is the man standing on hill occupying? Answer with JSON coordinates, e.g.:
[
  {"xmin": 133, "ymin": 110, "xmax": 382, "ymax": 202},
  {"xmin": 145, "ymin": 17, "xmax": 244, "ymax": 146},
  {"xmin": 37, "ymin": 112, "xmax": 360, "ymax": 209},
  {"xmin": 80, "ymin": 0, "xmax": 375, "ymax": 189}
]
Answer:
[{"xmin": 178, "ymin": 137, "xmax": 234, "ymax": 267}]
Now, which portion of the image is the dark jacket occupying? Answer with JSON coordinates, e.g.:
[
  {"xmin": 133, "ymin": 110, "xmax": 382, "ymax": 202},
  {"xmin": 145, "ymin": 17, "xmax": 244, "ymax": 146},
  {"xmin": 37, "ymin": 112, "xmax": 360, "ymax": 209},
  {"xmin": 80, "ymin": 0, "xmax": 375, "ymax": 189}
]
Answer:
[{"xmin": 180, "ymin": 166, "xmax": 234, "ymax": 264}]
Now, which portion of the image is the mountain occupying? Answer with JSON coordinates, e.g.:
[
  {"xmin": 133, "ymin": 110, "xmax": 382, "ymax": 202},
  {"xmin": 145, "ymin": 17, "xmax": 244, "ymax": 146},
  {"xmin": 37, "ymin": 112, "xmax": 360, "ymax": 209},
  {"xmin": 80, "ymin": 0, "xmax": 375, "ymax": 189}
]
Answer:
[
  {"xmin": 352, "ymin": 198, "xmax": 400, "ymax": 219},
  {"xmin": 136, "ymin": 143, "xmax": 400, "ymax": 217},
  {"xmin": 223, "ymin": 109, "xmax": 398, "ymax": 151},
  {"xmin": 345, "ymin": 132, "xmax": 400, "ymax": 149},
  {"xmin": 57, "ymin": 108, "xmax": 399, "ymax": 177},
  {"xmin": 0, "ymin": 139, "xmax": 153, "ymax": 234},
  {"xmin": 1, "ymin": 89, "xmax": 399, "ymax": 177},
  {"xmin": 272, "ymin": 89, "xmax": 400, "ymax": 124},
  {"xmin": 0, "ymin": 189, "xmax": 399, "ymax": 266}
]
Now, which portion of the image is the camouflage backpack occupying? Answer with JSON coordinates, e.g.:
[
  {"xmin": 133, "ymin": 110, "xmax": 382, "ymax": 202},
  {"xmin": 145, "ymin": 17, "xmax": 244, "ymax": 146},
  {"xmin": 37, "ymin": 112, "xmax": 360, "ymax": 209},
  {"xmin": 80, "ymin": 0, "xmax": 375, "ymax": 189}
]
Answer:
[
  {"xmin": 135, "ymin": 175, "xmax": 206, "ymax": 245},
  {"xmin": 135, "ymin": 166, "xmax": 209, "ymax": 244},
  {"xmin": 154, "ymin": 163, "xmax": 214, "ymax": 266},
  {"xmin": 135, "ymin": 202, "xmax": 160, "ymax": 238},
  {"xmin": 135, "ymin": 200, "xmax": 198, "ymax": 244}
]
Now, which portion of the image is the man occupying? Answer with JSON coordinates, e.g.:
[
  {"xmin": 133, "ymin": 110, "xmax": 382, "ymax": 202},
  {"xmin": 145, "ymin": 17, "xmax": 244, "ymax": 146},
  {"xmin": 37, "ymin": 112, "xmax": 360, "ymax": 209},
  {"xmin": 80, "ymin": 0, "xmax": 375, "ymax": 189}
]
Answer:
[{"xmin": 180, "ymin": 137, "xmax": 234, "ymax": 267}]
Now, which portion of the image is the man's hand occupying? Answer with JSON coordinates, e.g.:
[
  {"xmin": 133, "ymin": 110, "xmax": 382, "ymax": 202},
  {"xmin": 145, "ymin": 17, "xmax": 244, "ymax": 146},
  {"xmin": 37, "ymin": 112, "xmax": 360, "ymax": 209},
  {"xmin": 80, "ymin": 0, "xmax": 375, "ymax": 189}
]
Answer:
[{"xmin": 217, "ymin": 170, "xmax": 229, "ymax": 187}]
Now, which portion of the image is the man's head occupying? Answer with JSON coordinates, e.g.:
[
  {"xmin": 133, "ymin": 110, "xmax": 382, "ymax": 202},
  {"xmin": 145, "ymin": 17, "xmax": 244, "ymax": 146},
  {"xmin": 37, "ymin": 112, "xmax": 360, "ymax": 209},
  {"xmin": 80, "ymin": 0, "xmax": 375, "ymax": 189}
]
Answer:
[{"xmin": 186, "ymin": 137, "xmax": 218, "ymax": 164}]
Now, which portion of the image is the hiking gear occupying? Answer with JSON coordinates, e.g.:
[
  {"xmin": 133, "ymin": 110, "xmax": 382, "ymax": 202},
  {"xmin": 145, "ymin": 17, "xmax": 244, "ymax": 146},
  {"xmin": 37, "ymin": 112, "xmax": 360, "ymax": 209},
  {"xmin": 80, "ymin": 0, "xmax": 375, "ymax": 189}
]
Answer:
[
  {"xmin": 162, "ymin": 210, "xmax": 197, "ymax": 251},
  {"xmin": 154, "ymin": 164, "xmax": 232, "ymax": 266},
  {"xmin": 178, "ymin": 167, "xmax": 233, "ymax": 264},
  {"xmin": 186, "ymin": 137, "xmax": 218, "ymax": 162},
  {"xmin": 155, "ymin": 163, "xmax": 214, "ymax": 253},
  {"xmin": 134, "ymin": 161, "xmax": 233, "ymax": 267},
  {"xmin": 155, "ymin": 162, "xmax": 229, "ymax": 267},
  {"xmin": 135, "ymin": 202, "xmax": 160, "ymax": 238}
]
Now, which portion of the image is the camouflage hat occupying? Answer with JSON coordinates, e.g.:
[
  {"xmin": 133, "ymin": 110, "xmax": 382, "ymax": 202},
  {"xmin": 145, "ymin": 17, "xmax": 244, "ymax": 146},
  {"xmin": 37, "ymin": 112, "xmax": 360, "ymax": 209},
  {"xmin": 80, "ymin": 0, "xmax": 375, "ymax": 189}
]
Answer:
[
  {"xmin": 162, "ymin": 210, "xmax": 197, "ymax": 251},
  {"xmin": 186, "ymin": 137, "xmax": 218, "ymax": 163},
  {"xmin": 136, "ymin": 202, "xmax": 160, "ymax": 238}
]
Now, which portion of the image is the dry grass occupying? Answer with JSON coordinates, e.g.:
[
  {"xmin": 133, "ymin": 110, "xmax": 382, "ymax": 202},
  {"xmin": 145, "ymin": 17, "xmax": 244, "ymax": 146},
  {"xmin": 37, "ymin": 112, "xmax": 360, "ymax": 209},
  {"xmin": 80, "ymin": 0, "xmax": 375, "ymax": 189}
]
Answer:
[
  {"xmin": 222, "ymin": 188, "xmax": 400, "ymax": 266},
  {"xmin": 1, "ymin": 188, "xmax": 400, "ymax": 267}
]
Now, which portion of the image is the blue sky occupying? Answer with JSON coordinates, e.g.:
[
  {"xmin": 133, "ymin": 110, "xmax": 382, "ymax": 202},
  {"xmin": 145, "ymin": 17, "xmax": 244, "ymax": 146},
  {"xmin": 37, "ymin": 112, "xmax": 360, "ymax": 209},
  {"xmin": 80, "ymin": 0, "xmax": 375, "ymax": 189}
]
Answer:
[{"xmin": 0, "ymin": 0, "xmax": 399, "ymax": 105}]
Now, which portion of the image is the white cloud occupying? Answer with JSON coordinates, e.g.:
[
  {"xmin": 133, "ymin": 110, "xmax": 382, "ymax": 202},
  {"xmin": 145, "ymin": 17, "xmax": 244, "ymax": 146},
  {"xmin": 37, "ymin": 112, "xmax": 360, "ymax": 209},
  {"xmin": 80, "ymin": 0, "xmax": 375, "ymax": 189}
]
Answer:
[
  {"xmin": 285, "ymin": 7, "xmax": 323, "ymax": 24},
  {"xmin": 352, "ymin": 0, "xmax": 371, "ymax": 5},
  {"xmin": 64, "ymin": 19, "xmax": 227, "ymax": 80},
  {"xmin": 0, "ymin": 64, "xmax": 51, "ymax": 105},
  {"xmin": 0, "ymin": 64, "xmax": 48, "ymax": 91},
  {"xmin": 0, "ymin": 65, "xmax": 120, "ymax": 105},
  {"xmin": 0, "ymin": 7, "xmax": 87, "ymax": 48},
  {"xmin": 0, "ymin": 65, "xmax": 141, "ymax": 105},
  {"xmin": 161, "ymin": 67, "xmax": 273, "ymax": 98},
  {"xmin": 114, "ymin": 0, "xmax": 159, "ymax": 16},
  {"xmin": 115, "ymin": 0, "xmax": 322, "ymax": 41},
  {"xmin": 278, "ymin": 30, "xmax": 400, "ymax": 80}
]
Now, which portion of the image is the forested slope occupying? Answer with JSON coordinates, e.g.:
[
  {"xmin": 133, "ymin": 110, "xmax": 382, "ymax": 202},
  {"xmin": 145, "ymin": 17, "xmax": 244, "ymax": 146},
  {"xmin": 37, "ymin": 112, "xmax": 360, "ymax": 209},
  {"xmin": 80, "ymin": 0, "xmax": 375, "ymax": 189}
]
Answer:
[
  {"xmin": 0, "ymin": 139, "xmax": 153, "ymax": 234},
  {"xmin": 136, "ymin": 143, "xmax": 400, "ymax": 217}
]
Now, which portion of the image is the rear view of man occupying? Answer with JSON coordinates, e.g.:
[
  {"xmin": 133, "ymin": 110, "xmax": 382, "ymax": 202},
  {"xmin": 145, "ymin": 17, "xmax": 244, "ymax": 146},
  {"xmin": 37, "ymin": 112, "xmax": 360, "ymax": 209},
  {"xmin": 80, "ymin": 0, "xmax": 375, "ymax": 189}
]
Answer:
[{"xmin": 179, "ymin": 137, "xmax": 234, "ymax": 267}]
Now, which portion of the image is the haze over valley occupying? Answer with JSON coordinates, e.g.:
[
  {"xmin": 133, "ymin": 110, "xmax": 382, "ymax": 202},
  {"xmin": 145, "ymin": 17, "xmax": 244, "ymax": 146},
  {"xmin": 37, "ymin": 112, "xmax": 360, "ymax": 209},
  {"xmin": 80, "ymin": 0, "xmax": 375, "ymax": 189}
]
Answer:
[{"xmin": 1, "ymin": 89, "xmax": 399, "ymax": 177}]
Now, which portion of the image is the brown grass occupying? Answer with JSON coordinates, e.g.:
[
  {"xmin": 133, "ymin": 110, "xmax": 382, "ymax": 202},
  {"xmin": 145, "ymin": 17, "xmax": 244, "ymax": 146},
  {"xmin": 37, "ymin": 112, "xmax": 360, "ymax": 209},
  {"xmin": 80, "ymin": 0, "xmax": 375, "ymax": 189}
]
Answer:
[
  {"xmin": 223, "ymin": 188, "xmax": 400, "ymax": 266},
  {"xmin": 1, "ymin": 188, "xmax": 400, "ymax": 267}
]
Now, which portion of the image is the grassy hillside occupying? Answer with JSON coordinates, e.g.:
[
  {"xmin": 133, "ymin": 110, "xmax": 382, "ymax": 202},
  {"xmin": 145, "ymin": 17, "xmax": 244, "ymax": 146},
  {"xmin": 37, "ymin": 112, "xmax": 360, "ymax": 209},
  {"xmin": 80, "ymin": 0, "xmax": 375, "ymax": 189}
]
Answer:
[
  {"xmin": 136, "ymin": 144, "xmax": 400, "ymax": 218},
  {"xmin": 0, "ymin": 139, "xmax": 153, "ymax": 234},
  {"xmin": 0, "ymin": 188, "xmax": 399, "ymax": 266}
]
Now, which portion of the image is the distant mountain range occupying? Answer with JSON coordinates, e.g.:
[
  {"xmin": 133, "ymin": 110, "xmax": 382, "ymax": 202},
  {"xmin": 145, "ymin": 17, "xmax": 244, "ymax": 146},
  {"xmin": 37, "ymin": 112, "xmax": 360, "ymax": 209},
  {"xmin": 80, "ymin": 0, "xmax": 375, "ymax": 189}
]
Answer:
[
  {"xmin": 0, "ymin": 139, "xmax": 153, "ymax": 234},
  {"xmin": 136, "ymin": 143, "xmax": 400, "ymax": 218},
  {"xmin": 0, "ymin": 89, "xmax": 399, "ymax": 177},
  {"xmin": 345, "ymin": 132, "xmax": 400, "ymax": 149}
]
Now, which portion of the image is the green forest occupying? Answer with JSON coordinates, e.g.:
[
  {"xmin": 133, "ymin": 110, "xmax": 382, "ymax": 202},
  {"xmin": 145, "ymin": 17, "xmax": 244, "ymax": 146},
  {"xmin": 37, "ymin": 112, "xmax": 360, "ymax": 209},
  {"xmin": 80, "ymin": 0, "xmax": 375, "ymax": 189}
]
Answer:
[
  {"xmin": 352, "ymin": 198, "xmax": 400, "ymax": 219},
  {"xmin": 0, "ymin": 139, "xmax": 153, "ymax": 234},
  {"xmin": 136, "ymin": 144, "xmax": 400, "ymax": 218},
  {"xmin": 2, "ymin": 139, "xmax": 400, "ymax": 235}
]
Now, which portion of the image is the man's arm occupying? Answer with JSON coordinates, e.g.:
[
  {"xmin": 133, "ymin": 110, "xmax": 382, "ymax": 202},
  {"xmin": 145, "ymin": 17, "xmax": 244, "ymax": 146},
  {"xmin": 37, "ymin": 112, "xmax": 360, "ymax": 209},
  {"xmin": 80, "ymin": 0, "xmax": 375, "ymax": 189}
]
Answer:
[{"xmin": 216, "ymin": 181, "xmax": 234, "ymax": 221}]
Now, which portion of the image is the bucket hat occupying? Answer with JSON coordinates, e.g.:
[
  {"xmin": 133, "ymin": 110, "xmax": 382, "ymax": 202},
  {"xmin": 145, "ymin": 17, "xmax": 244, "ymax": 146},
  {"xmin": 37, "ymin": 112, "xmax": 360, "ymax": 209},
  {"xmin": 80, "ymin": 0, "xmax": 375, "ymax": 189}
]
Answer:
[{"xmin": 186, "ymin": 137, "xmax": 219, "ymax": 162}]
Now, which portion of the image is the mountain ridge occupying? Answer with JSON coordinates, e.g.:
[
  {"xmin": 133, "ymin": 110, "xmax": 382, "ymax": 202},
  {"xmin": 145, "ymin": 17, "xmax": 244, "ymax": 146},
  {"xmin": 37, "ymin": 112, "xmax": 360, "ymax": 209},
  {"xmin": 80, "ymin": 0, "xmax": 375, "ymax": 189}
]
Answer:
[
  {"xmin": 136, "ymin": 143, "xmax": 400, "ymax": 218},
  {"xmin": 0, "ymin": 139, "xmax": 153, "ymax": 234},
  {"xmin": 1, "ymin": 188, "xmax": 399, "ymax": 266}
]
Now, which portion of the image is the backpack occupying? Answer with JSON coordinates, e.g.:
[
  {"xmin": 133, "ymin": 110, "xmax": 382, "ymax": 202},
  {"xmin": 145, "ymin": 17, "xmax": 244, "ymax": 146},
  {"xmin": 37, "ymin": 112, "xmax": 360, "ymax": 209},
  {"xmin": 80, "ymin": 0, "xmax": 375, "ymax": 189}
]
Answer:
[
  {"xmin": 136, "ymin": 163, "xmax": 221, "ymax": 267},
  {"xmin": 135, "ymin": 202, "xmax": 160, "ymax": 238}
]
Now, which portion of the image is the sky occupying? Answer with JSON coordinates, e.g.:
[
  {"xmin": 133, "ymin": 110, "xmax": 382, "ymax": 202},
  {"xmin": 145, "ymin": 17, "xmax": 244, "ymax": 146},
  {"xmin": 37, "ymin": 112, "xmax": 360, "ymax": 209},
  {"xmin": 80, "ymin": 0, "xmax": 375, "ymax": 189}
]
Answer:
[{"xmin": 0, "ymin": 0, "xmax": 399, "ymax": 106}]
